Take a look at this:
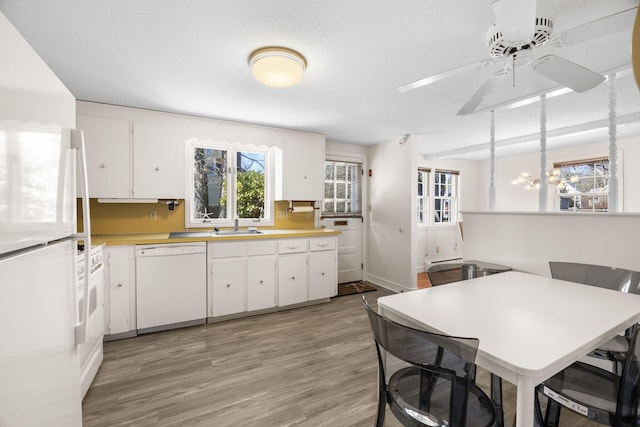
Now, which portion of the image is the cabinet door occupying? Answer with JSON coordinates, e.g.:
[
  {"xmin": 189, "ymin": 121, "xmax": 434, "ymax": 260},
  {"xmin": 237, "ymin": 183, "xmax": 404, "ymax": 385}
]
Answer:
[
  {"xmin": 106, "ymin": 246, "xmax": 135, "ymax": 335},
  {"xmin": 247, "ymin": 255, "xmax": 276, "ymax": 311},
  {"xmin": 210, "ymin": 258, "xmax": 245, "ymax": 316},
  {"xmin": 133, "ymin": 122, "xmax": 186, "ymax": 199},
  {"xmin": 279, "ymin": 134, "xmax": 325, "ymax": 200},
  {"xmin": 278, "ymin": 253, "xmax": 308, "ymax": 306},
  {"xmin": 77, "ymin": 115, "xmax": 131, "ymax": 198},
  {"xmin": 309, "ymin": 250, "xmax": 337, "ymax": 300}
]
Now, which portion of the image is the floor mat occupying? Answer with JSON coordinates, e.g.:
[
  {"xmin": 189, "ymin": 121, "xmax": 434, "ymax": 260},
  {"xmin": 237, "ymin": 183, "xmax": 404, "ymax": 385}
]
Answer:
[{"xmin": 336, "ymin": 281, "xmax": 377, "ymax": 297}]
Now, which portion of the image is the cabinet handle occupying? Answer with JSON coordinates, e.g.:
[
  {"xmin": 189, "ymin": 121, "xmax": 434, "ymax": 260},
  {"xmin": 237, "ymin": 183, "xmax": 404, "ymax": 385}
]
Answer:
[
  {"xmin": 259, "ymin": 280, "xmax": 264, "ymax": 284},
  {"xmin": 286, "ymin": 245, "xmax": 299, "ymax": 250},
  {"xmin": 116, "ymin": 283, "xmax": 123, "ymax": 288},
  {"xmin": 291, "ymin": 276, "xmax": 295, "ymax": 280},
  {"xmin": 321, "ymin": 272, "xmax": 325, "ymax": 276},
  {"xmin": 155, "ymin": 166, "xmax": 160, "ymax": 171},
  {"xmin": 317, "ymin": 243, "xmax": 329, "ymax": 248},
  {"xmin": 226, "ymin": 284, "xmax": 231, "ymax": 288},
  {"xmin": 99, "ymin": 163, "xmax": 105, "ymax": 169}
]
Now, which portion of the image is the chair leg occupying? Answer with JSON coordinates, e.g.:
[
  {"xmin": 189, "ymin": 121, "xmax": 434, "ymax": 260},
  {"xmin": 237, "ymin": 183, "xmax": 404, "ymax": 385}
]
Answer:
[
  {"xmin": 376, "ymin": 388, "xmax": 386, "ymax": 427},
  {"xmin": 544, "ymin": 398, "xmax": 561, "ymax": 427},
  {"xmin": 490, "ymin": 374, "xmax": 504, "ymax": 426}
]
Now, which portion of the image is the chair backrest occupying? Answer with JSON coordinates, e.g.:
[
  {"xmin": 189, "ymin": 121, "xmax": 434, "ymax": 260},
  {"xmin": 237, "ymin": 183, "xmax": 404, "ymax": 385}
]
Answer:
[
  {"xmin": 549, "ymin": 261, "xmax": 640, "ymax": 294},
  {"xmin": 427, "ymin": 262, "xmax": 462, "ymax": 286},
  {"xmin": 615, "ymin": 324, "xmax": 640, "ymax": 424},
  {"xmin": 362, "ymin": 296, "xmax": 479, "ymax": 375},
  {"xmin": 363, "ymin": 297, "xmax": 482, "ymax": 426}
]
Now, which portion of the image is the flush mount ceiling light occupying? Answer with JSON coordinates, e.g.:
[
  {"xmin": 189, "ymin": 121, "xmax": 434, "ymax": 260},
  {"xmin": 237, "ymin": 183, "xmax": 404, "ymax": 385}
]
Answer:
[{"xmin": 249, "ymin": 46, "xmax": 306, "ymax": 87}]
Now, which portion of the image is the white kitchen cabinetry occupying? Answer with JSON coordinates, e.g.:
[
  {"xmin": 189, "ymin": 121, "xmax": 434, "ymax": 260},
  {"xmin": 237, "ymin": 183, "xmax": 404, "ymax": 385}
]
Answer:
[
  {"xmin": 77, "ymin": 115, "xmax": 131, "ymax": 198},
  {"xmin": 308, "ymin": 238, "xmax": 338, "ymax": 300},
  {"xmin": 278, "ymin": 239, "xmax": 309, "ymax": 306},
  {"xmin": 277, "ymin": 134, "xmax": 325, "ymax": 201},
  {"xmin": 132, "ymin": 122, "xmax": 185, "ymax": 199},
  {"xmin": 246, "ymin": 242, "xmax": 277, "ymax": 311},
  {"xmin": 208, "ymin": 241, "xmax": 277, "ymax": 317},
  {"xmin": 77, "ymin": 113, "xmax": 185, "ymax": 199},
  {"xmin": 104, "ymin": 245, "xmax": 136, "ymax": 338}
]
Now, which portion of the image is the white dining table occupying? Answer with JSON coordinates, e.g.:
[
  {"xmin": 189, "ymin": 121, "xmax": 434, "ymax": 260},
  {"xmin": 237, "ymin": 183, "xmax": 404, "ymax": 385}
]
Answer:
[{"xmin": 377, "ymin": 271, "xmax": 640, "ymax": 427}]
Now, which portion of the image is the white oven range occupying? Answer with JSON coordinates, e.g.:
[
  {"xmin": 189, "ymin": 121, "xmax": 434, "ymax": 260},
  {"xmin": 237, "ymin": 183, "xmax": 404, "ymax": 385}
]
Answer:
[{"xmin": 76, "ymin": 244, "xmax": 105, "ymax": 398}]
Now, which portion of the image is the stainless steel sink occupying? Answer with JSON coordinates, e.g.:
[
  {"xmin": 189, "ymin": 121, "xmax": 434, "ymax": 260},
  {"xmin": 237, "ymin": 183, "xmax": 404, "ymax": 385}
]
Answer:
[
  {"xmin": 169, "ymin": 229, "xmax": 264, "ymax": 238},
  {"xmin": 214, "ymin": 230, "xmax": 264, "ymax": 236},
  {"xmin": 168, "ymin": 231, "xmax": 215, "ymax": 238}
]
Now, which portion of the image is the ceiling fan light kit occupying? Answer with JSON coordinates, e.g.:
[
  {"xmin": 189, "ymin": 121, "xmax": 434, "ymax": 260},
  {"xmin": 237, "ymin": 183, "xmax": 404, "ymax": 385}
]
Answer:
[{"xmin": 249, "ymin": 46, "xmax": 306, "ymax": 87}]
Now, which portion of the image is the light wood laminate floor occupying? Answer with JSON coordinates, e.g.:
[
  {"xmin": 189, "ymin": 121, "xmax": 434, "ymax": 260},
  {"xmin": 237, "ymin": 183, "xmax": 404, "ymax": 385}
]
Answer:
[{"xmin": 83, "ymin": 287, "xmax": 599, "ymax": 426}]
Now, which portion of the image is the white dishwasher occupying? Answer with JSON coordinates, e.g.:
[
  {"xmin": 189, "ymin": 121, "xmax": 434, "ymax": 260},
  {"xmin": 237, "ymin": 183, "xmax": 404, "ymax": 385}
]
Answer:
[{"xmin": 136, "ymin": 243, "xmax": 207, "ymax": 334}]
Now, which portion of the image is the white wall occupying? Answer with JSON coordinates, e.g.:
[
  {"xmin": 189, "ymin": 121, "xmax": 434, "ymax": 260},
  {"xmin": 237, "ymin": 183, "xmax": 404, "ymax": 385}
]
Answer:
[
  {"xmin": 463, "ymin": 211, "xmax": 640, "ymax": 276},
  {"xmin": 367, "ymin": 136, "xmax": 417, "ymax": 291}
]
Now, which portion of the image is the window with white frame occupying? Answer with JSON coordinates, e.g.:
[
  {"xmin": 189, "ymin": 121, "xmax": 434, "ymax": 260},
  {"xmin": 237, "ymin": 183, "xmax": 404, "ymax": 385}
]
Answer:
[
  {"xmin": 433, "ymin": 169, "xmax": 459, "ymax": 224},
  {"xmin": 186, "ymin": 140, "xmax": 274, "ymax": 227},
  {"xmin": 417, "ymin": 168, "xmax": 430, "ymax": 226},
  {"xmin": 555, "ymin": 157, "xmax": 610, "ymax": 212},
  {"xmin": 322, "ymin": 160, "xmax": 362, "ymax": 216}
]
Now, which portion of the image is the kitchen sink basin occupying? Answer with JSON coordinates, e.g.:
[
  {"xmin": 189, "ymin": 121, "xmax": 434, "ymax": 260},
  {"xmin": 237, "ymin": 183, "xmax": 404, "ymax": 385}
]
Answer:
[
  {"xmin": 169, "ymin": 231, "xmax": 215, "ymax": 238},
  {"xmin": 169, "ymin": 229, "xmax": 264, "ymax": 238},
  {"xmin": 214, "ymin": 229, "xmax": 264, "ymax": 236}
]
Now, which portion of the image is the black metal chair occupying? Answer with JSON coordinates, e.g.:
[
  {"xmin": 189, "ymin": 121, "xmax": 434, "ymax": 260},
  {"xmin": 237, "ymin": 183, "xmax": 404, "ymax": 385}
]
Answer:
[
  {"xmin": 538, "ymin": 323, "xmax": 640, "ymax": 426},
  {"xmin": 363, "ymin": 296, "xmax": 501, "ymax": 426},
  {"xmin": 549, "ymin": 261, "xmax": 640, "ymax": 373}
]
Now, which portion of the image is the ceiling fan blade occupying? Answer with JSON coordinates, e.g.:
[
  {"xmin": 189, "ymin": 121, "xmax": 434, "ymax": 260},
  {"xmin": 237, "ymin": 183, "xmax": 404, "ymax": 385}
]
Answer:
[
  {"xmin": 398, "ymin": 59, "xmax": 495, "ymax": 93},
  {"xmin": 457, "ymin": 69, "xmax": 510, "ymax": 116},
  {"xmin": 533, "ymin": 54, "xmax": 605, "ymax": 93},
  {"xmin": 557, "ymin": 7, "xmax": 637, "ymax": 46},
  {"xmin": 491, "ymin": 0, "xmax": 536, "ymax": 43}
]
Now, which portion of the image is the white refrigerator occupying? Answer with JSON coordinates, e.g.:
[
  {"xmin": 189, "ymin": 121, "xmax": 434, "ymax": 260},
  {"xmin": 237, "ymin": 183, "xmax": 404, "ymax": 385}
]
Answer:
[{"xmin": 0, "ymin": 10, "xmax": 89, "ymax": 427}]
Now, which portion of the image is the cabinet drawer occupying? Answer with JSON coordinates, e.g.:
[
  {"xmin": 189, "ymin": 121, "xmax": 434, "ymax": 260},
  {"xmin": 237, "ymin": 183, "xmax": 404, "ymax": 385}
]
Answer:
[
  {"xmin": 309, "ymin": 238, "xmax": 336, "ymax": 252},
  {"xmin": 278, "ymin": 239, "xmax": 308, "ymax": 254},
  {"xmin": 208, "ymin": 242, "xmax": 246, "ymax": 258},
  {"xmin": 247, "ymin": 241, "xmax": 277, "ymax": 256}
]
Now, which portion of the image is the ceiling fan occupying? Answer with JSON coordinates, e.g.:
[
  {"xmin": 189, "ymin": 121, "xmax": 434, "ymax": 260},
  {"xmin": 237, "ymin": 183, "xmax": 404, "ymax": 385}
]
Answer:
[{"xmin": 399, "ymin": 0, "xmax": 638, "ymax": 116}]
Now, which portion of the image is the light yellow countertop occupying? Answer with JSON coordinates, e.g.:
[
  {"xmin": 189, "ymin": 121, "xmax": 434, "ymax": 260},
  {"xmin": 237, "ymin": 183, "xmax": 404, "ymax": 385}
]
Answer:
[{"xmin": 93, "ymin": 228, "xmax": 340, "ymax": 246}]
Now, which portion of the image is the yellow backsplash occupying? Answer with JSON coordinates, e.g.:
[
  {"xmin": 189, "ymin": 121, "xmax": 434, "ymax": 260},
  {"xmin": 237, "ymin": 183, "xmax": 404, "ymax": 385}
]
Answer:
[{"xmin": 80, "ymin": 199, "xmax": 316, "ymax": 234}]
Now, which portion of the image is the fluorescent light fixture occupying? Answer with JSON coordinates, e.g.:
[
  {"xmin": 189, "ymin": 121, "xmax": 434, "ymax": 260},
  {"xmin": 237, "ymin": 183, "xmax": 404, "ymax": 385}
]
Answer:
[
  {"xmin": 249, "ymin": 47, "xmax": 306, "ymax": 87},
  {"xmin": 506, "ymin": 87, "xmax": 573, "ymax": 110}
]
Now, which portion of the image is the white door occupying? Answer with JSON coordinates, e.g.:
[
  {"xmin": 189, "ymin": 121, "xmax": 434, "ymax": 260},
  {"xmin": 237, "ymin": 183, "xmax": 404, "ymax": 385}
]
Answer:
[{"xmin": 320, "ymin": 218, "xmax": 362, "ymax": 284}]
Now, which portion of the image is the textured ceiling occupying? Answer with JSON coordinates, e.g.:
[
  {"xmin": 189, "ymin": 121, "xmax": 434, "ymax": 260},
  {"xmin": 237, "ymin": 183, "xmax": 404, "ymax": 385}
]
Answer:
[{"xmin": 1, "ymin": 0, "xmax": 639, "ymax": 159}]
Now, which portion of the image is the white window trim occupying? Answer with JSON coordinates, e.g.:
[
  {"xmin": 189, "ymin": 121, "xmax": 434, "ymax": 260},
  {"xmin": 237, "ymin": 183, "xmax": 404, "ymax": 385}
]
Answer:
[
  {"xmin": 432, "ymin": 170, "xmax": 459, "ymax": 226},
  {"xmin": 185, "ymin": 138, "xmax": 275, "ymax": 228},
  {"xmin": 417, "ymin": 168, "xmax": 430, "ymax": 228},
  {"xmin": 550, "ymin": 150, "xmax": 623, "ymax": 213}
]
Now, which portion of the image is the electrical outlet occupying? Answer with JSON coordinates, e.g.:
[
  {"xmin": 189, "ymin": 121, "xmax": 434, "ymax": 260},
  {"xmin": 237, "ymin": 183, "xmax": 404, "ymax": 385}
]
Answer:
[{"xmin": 149, "ymin": 210, "xmax": 157, "ymax": 221}]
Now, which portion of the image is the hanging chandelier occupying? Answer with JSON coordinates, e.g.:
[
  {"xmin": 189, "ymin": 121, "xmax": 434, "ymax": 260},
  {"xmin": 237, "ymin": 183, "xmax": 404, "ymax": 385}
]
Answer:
[{"xmin": 511, "ymin": 169, "xmax": 579, "ymax": 190}]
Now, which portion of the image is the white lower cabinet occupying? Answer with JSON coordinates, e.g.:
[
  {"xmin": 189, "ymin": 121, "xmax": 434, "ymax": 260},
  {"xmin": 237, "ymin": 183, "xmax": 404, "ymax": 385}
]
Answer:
[
  {"xmin": 247, "ymin": 255, "xmax": 277, "ymax": 311},
  {"xmin": 207, "ymin": 236, "xmax": 337, "ymax": 318},
  {"xmin": 208, "ymin": 241, "xmax": 277, "ymax": 317},
  {"xmin": 210, "ymin": 257, "xmax": 245, "ymax": 317},
  {"xmin": 309, "ymin": 250, "xmax": 337, "ymax": 300},
  {"xmin": 278, "ymin": 253, "xmax": 308, "ymax": 306},
  {"xmin": 104, "ymin": 245, "xmax": 136, "ymax": 337}
]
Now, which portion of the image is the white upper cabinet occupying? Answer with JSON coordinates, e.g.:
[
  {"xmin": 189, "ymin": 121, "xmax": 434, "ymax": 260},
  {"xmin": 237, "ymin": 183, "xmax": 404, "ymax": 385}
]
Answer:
[
  {"xmin": 132, "ymin": 122, "xmax": 185, "ymax": 199},
  {"xmin": 276, "ymin": 133, "xmax": 325, "ymax": 201},
  {"xmin": 78, "ymin": 115, "xmax": 132, "ymax": 198}
]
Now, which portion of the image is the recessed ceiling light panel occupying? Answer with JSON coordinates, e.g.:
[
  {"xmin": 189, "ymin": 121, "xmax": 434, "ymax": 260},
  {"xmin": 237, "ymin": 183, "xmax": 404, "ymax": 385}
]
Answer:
[{"xmin": 249, "ymin": 46, "xmax": 306, "ymax": 87}]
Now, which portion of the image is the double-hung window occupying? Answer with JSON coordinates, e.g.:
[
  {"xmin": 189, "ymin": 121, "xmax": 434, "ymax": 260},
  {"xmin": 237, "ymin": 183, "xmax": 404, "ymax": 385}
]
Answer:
[
  {"xmin": 555, "ymin": 157, "xmax": 610, "ymax": 212},
  {"xmin": 186, "ymin": 140, "xmax": 274, "ymax": 227},
  {"xmin": 417, "ymin": 168, "xmax": 430, "ymax": 226},
  {"xmin": 433, "ymin": 169, "xmax": 459, "ymax": 224}
]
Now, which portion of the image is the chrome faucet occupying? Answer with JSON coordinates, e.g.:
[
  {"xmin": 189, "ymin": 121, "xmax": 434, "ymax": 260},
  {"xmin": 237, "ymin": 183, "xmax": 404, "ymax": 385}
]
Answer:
[{"xmin": 234, "ymin": 216, "xmax": 239, "ymax": 231}]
